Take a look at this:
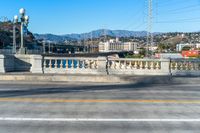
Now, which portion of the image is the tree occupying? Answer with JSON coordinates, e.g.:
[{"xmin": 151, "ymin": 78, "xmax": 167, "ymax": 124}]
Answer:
[{"xmin": 182, "ymin": 46, "xmax": 191, "ymax": 51}]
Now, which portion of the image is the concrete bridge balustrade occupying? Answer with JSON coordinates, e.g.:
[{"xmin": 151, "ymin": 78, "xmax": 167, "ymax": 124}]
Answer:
[
  {"xmin": 170, "ymin": 59, "xmax": 200, "ymax": 76},
  {"xmin": 107, "ymin": 58, "xmax": 170, "ymax": 75},
  {"xmin": 43, "ymin": 57, "xmax": 107, "ymax": 75},
  {"xmin": 1, "ymin": 54, "xmax": 200, "ymax": 76}
]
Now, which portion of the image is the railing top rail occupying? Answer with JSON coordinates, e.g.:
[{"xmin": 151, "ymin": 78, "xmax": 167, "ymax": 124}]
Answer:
[
  {"xmin": 108, "ymin": 58, "xmax": 170, "ymax": 62},
  {"xmin": 171, "ymin": 59, "xmax": 200, "ymax": 62},
  {"xmin": 44, "ymin": 56, "xmax": 99, "ymax": 60}
]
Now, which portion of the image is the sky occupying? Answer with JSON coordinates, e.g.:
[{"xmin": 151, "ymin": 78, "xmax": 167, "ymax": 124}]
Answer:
[{"xmin": 1, "ymin": 0, "xmax": 200, "ymax": 34}]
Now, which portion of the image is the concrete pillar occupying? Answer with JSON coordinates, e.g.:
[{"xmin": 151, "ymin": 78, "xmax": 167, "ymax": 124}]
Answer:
[
  {"xmin": 30, "ymin": 55, "xmax": 43, "ymax": 73},
  {"xmin": 0, "ymin": 55, "xmax": 5, "ymax": 73},
  {"xmin": 97, "ymin": 57, "xmax": 108, "ymax": 75},
  {"xmin": 160, "ymin": 59, "xmax": 171, "ymax": 75}
]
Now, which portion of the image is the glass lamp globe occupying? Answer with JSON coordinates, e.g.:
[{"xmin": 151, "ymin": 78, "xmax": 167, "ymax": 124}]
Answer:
[
  {"xmin": 25, "ymin": 15, "xmax": 29, "ymax": 21},
  {"xmin": 19, "ymin": 8, "xmax": 25, "ymax": 15},
  {"xmin": 14, "ymin": 15, "xmax": 18, "ymax": 21}
]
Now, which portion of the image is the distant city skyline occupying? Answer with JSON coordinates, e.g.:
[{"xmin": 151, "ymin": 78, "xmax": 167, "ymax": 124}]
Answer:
[{"xmin": 1, "ymin": 0, "xmax": 200, "ymax": 34}]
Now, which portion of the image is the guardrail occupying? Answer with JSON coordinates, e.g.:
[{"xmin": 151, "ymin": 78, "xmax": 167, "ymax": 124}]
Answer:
[
  {"xmin": 43, "ymin": 56, "xmax": 107, "ymax": 74},
  {"xmin": 170, "ymin": 59, "xmax": 200, "ymax": 76},
  {"xmin": 107, "ymin": 58, "xmax": 170, "ymax": 75},
  {"xmin": 42, "ymin": 57, "xmax": 171, "ymax": 75},
  {"xmin": 1, "ymin": 54, "xmax": 200, "ymax": 76}
]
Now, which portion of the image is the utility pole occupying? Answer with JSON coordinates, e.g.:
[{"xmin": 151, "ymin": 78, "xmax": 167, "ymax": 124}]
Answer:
[{"xmin": 147, "ymin": 0, "xmax": 153, "ymax": 57}]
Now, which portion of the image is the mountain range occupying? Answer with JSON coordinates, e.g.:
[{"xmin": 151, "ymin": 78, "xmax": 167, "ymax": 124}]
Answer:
[{"xmin": 34, "ymin": 29, "xmax": 149, "ymax": 42}]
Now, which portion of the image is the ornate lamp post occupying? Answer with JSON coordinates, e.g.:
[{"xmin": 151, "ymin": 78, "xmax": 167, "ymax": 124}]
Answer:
[
  {"xmin": 13, "ymin": 15, "xmax": 18, "ymax": 54},
  {"xmin": 19, "ymin": 8, "xmax": 29, "ymax": 54}
]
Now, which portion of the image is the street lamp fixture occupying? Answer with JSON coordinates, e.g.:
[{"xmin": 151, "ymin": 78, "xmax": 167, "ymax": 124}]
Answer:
[
  {"xmin": 13, "ymin": 15, "xmax": 18, "ymax": 54},
  {"xmin": 19, "ymin": 8, "xmax": 29, "ymax": 54}
]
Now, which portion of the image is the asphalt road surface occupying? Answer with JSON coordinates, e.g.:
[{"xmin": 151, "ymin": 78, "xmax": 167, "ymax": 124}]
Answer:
[{"xmin": 0, "ymin": 82, "xmax": 200, "ymax": 133}]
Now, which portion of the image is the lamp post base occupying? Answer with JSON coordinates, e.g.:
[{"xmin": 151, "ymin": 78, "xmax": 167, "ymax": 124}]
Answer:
[{"xmin": 18, "ymin": 48, "xmax": 26, "ymax": 54}]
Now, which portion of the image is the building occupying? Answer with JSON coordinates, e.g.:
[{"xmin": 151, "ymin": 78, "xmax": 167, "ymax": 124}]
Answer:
[
  {"xmin": 98, "ymin": 38, "xmax": 137, "ymax": 53},
  {"xmin": 176, "ymin": 43, "xmax": 200, "ymax": 52},
  {"xmin": 155, "ymin": 53, "xmax": 183, "ymax": 59},
  {"xmin": 182, "ymin": 50, "xmax": 200, "ymax": 58}
]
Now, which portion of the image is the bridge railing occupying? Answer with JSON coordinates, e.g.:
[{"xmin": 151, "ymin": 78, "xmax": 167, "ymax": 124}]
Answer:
[
  {"xmin": 170, "ymin": 59, "xmax": 200, "ymax": 76},
  {"xmin": 107, "ymin": 58, "xmax": 170, "ymax": 75},
  {"xmin": 1, "ymin": 54, "xmax": 200, "ymax": 76},
  {"xmin": 43, "ymin": 56, "xmax": 107, "ymax": 74},
  {"xmin": 41, "ymin": 57, "xmax": 200, "ymax": 76}
]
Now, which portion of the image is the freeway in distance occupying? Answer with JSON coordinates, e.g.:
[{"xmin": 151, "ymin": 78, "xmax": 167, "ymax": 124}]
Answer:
[{"xmin": 0, "ymin": 83, "xmax": 200, "ymax": 133}]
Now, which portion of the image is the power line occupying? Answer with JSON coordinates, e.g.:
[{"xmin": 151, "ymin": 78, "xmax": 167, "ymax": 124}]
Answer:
[
  {"xmin": 156, "ymin": 17, "xmax": 200, "ymax": 23},
  {"xmin": 156, "ymin": 0, "xmax": 189, "ymax": 8}
]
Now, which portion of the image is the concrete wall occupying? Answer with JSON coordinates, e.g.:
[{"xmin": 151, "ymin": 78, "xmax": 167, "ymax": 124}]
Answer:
[
  {"xmin": 0, "ymin": 55, "xmax": 5, "ymax": 73},
  {"xmin": 0, "ymin": 54, "xmax": 42, "ymax": 73},
  {"xmin": 14, "ymin": 55, "xmax": 32, "ymax": 72},
  {"xmin": 0, "ymin": 55, "xmax": 15, "ymax": 73}
]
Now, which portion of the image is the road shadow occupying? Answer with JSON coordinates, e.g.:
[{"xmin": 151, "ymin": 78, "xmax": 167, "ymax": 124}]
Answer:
[{"xmin": 0, "ymin": 76, "xmax": 199, "ymax": 98}]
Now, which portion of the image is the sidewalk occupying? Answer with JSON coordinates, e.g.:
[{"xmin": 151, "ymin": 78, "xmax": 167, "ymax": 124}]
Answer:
[{"xmin": 0, "ymin": 73, "xmax": 199, "ymax": 84}]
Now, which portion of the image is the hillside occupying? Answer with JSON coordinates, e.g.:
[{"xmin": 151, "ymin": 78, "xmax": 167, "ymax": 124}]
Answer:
[
  {"xmin": 0, "ymin": 21, "xmax": 36, "ymax": 49},
  {"xmin": 34, "ymin": 29, "xmax": 149, "ymax": 42}
]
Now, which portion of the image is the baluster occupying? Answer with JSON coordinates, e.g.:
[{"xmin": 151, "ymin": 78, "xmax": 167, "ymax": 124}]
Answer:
[
  {"xmin": 174, "ymin": 62, "xmax": 177, "ymax": 70},
  {"xmin": 94, "ymin": 60, "xmax": 98, "ymax": 69},
  {"xmin": 49, "ymin": 59, "xmax": 52, "ymax": 68},
  {"xmin": 187, "ymin": 62, "xmax": 191, "ymax": 70},
  {"xmin": 183, "ymin": 62, "xmax": 186, "ymax": 70},
  {"xmin": 133, "ymin": 61, "xmax": 137, "ymax": 69},
  {"xmin": 84, "ymin": 60, "xmax": 88, "ymax": 69},
  {"xmin": 195, "ymin": 62, "xmax": 200, "ymax": 70},
  {"xmin": 76, "ymin": 60, "xmax": 80, "ymax": 69},
  {"xmin": 66, "ymin": 59, "xmax": 69, "ymax": 69},
  {"xmin": 114, "ymin": 61, "xmax": 117, "ymax": 69},
  {"xmin": 150, "ymin": 61, "xmax": 154, "ymax": 70},
  {"xmin": 43, "ymin": 59, "xmax": 47, "ymax": 68},
  {"xmin": 118, "ymin": 61, "xmax": 121, "ymax": 69},
  {"xmin": 124, "ymin": 61, "xmax": 127, "ymax": 69},
  {"xmin": 139, "ymin": 61, "xmax": 143, "ymax": 69},
  {"xmin": 71, "ymin": 60, "xmax": 74, "ymax": 69},
  {"xmin": 170, "ymin": 61, "xmax": 174, "ymax": 70},
  {"xmin": 156, "ymin": 62, "xmax": 160, "ymax": 69},
  {"xmin": 60, "ymin": 60, "xmax": 63, "ymax": 69},
  {"xmin": 145, "ymin": 61, "xmax": 149, "ymax": 69},
  {"xmin": 111, "ymin": 61, "xmax": 116, "ymax": 69},
  {"xmin": 179, "ymin": 62, "xmax": 183, "ymax": 70},
  {"xmin": 82, "ymin": 60, "xmax": 86, "ymax": 69},
  {"xmin": 191, "ymin": 62, "xmax": 195, "ymax": 70},
  {"xmin": 91, "ymin": 60, "xmax": 95, "ymax": 69},
  {"xmin": 135, "ymin": 61, "xmax": 140, "ymax": 69},
  {"xmin": 92, "ymin": 60, "xmax": 96, "ymax": 69},
  {"xmin": 108, "ymin": 61, "xmax": 111, "ymax": 69},
  {"xmin": 198, "ymin": 63, "xmax": 200, "ymax": 70},
  {"xmin": 128, "ymin": 61, "xmax": 132, "ymax": 69},
  {"xmin": 88, "ymin": 60, "xmax": 91, "ymax": 69},
  {"xmin": 87, "ymin": 60, "xmax": 90, "ymax": 69},
  {"xmin": 54, "ymin": 60, "xmax": 58, "ymax": 68}
]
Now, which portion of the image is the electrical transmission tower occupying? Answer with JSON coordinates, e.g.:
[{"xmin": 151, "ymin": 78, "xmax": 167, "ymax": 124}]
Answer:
[{"xmin": 147, "ymin": 0, "xmax": 153, "ymax": 57}]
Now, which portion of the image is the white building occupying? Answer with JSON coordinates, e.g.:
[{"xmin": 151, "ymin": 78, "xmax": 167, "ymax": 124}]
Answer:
[
  {"xmin": 176, "ymin": 43, "xmax": 200, "ymax": 52},
  {"xmin": 155, "ymin": 53, "xmax": 183, "ymax": 59},
  {"xmin": 99, "ymin": 38, "xmax": 137, "ymax": 53}
]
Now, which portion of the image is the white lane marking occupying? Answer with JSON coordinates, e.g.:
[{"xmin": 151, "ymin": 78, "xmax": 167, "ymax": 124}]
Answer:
[{"xmin": 0, "ymin": 118, "xmax": 200, "ymax": 122}]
